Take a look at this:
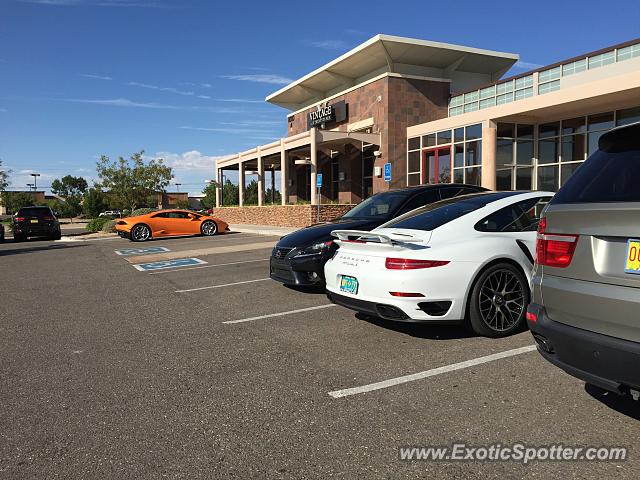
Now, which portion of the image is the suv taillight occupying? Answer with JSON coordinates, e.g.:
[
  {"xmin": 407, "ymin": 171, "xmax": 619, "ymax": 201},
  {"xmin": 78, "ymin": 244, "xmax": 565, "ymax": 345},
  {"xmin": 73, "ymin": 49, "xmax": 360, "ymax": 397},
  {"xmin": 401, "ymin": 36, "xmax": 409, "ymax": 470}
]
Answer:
[
  {"xmin": 14, "ymin": 217, "xmax": 25, "ymax": 222},
  {"xmin": 535, "ymin": 217, "xmax": 579, "ymax": 268}
]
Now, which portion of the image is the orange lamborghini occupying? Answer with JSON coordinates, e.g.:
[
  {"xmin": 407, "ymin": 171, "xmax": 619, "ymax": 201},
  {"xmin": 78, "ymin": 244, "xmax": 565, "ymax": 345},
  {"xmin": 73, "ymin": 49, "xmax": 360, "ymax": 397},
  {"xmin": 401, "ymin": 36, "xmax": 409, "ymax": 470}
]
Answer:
[{"xmin": 115, "ymin": 209, "xmax": 229, "ymax": 242}]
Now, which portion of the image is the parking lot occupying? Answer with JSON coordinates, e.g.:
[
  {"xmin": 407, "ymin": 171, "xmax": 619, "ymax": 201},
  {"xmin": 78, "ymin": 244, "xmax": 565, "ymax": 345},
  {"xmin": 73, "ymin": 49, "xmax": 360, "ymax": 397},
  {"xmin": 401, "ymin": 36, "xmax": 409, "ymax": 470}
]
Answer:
[{"xmin": 1, "ymin": 232, "xmax": 638, "ymax": 479}]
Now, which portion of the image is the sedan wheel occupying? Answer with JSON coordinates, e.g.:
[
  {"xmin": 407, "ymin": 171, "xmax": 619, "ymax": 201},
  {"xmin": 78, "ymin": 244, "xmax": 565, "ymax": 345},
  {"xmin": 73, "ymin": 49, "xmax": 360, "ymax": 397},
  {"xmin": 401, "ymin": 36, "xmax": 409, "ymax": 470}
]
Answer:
[
  {"xmin": 131, "ymin": 224, "xmax": 151, "ymax": 242},
  {"xmin": 468, "ymin": 263, "xmax": 529, "ymax": 338},
  {"xmin": 201, "ymin": 220, "xmax": 218, "ymax": 236}
]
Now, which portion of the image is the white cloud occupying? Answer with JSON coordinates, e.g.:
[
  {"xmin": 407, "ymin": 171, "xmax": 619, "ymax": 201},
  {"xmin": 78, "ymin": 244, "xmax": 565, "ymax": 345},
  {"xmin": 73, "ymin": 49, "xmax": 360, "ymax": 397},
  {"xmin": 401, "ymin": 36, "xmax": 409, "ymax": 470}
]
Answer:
[
  {"xmin": 514, "ymin": 60, "xmax": 543, "ymax": 70},
  {"xmin": 220, "ymin": 74, "xmax": 294, "ymax": 85},
  {"xmin": 179, "ymin": 125, "xmax": 277, "ymax": 135},
  {"xmin": 308, "ymin": 39, "xmax": 349, "ymax": 50},
  {"xmin": 127, "ymin": 81, "xmax": 194, "ymax": 96},
  {"xmin": 145, "ymin": 150, "xmax": 222, "ymax": 172},
  {"xmin": 64, "ymin": 97, "xmax": 183, "ymax": 109},
  {"xmin": 80, "ymin": 73, "xmax": 112, "ymax": 80},
  {"xmin": 61, "ymin": 97, "xmax": 244, "ymax": 113}
]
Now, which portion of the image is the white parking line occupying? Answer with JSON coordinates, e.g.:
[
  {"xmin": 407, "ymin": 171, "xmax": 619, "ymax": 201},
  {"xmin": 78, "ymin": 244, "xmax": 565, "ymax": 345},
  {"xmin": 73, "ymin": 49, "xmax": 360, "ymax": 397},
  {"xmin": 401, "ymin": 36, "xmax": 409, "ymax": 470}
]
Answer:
[
  {"xmin": 328, "ymin": 345, "xmax": 537, "ymax": 399},
  {"xmin": 223, "ymin": 304, "xmax": 337, "ymax": 324},
  {"xmin": 149, "ymin": 258, "xmax": 269, "ymax": 274},
  {"xmin": 175, "ymin": 277, "xmax": 270, "ymax": 293}
]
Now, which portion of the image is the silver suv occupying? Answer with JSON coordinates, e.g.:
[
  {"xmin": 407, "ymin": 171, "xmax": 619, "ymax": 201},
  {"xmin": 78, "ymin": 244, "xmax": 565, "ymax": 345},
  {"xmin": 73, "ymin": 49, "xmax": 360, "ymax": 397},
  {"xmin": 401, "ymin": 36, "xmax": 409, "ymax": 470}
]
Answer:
[{"xmin": 528, "ymin": 121, "xmax": 640, "ymax": 400}]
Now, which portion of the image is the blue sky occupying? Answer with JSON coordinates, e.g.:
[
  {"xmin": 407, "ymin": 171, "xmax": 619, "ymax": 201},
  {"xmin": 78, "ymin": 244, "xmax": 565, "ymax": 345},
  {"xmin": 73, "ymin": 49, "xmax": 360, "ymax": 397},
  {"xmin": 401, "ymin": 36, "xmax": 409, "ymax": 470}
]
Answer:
[{"xmin": 1, "ymin": 0, "xmax": 639, "ymax": 195}]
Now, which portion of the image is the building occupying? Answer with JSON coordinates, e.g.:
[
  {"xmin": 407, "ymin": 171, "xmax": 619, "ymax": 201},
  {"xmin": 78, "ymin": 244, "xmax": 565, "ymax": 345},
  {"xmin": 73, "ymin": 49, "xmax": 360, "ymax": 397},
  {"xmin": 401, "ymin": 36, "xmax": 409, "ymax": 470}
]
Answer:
[
  {"xmin": 215, "ymin": 34, "xmax": 640, "ymax": 220},
  {"xmin": 215, "ymin": 35, "xmax": 518, "ymax": 207}
]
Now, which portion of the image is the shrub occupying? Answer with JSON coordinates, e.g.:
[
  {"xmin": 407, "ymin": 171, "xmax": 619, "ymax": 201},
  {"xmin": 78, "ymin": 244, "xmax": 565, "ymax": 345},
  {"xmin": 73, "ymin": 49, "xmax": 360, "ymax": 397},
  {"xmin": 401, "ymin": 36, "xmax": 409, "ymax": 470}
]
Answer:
[
  {"xmin": 85, "ymin": 217, "xmax": 110, "ymax": 232},
  {"xmin": 101, "ymin": 219, "xmax": 117, "ymax": 233},
  {"xmin": 131, "ymin": 208, "xmax": 156, "ymax": 217}
]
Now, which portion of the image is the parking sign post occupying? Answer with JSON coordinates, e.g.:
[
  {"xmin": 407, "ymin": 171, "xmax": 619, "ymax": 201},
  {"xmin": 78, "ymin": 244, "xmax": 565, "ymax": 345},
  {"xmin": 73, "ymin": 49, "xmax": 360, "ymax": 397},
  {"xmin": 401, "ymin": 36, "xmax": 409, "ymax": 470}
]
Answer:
[
  {"xmin": 316, "ymin": 173, "xmax": 323, "ymax": 223},
  {"xmin": 383, "ymin": 163, "xmax": 392, "ymax": 183}
]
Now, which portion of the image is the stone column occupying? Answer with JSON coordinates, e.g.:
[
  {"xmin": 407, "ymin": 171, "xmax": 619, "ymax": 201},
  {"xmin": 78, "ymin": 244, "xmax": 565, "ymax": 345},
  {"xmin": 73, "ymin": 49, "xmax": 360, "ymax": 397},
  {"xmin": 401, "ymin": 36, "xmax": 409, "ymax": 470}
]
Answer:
[
  {"xmin": 310, "ymin": 127, "xmax": 318, "ymax": 205},
  {"xmin": 238, "ymin": 159, "xmax": 245, "ymax": 207},
  {"xmin": 257, "ymin": 146, "xmax": 264, "ymax": 207},
  {"xmin": 481, "ymin": 123, "xmax": 497, "ymax": 190}
]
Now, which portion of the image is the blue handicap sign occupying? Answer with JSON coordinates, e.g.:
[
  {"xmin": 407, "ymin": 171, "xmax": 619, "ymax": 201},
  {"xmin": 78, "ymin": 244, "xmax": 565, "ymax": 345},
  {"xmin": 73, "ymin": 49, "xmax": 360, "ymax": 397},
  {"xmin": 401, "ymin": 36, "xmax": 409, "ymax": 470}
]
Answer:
[
  {"xmin": 316, "ymin": 173, "xmax": 323, "ymax": 188},
  {"xmin": 133, "ymin": 257, "xmax": 207, "ymax": 271},
  {"xmin": 115, "ymin": 246, "xmax": 170, "ymax": 256},
  {"xmin": 383, "ymin": 162, "xmax": 392, "ymax": 182}
]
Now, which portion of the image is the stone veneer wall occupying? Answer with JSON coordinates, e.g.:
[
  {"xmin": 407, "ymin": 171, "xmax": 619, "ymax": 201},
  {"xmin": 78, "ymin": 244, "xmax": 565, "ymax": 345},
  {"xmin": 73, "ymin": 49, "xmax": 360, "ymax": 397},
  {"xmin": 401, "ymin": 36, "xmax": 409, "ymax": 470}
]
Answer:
[{"xmin": 211, "ymin": 204, "xmax": 355, "ymax": 228}]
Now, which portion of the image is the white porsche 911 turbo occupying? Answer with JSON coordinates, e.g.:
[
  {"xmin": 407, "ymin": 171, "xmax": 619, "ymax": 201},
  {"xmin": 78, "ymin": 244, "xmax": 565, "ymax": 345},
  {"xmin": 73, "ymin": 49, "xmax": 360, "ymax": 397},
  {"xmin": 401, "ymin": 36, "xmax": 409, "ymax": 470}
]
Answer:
[{"xmin": 325, "ymin": 191, "xmax": 554, "ymax": 337}]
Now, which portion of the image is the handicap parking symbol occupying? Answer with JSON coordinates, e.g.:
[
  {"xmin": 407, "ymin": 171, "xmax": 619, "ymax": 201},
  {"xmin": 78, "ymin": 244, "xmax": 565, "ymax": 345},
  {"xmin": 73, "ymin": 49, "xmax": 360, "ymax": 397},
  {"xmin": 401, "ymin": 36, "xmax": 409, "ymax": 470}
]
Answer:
[
  {"xmin": 115, "ymin": 246, "xmax": 170, "ymax": 256},
  {"xmin": 133, "ymin": 257, "xmax": 207, "ymax": 272}
]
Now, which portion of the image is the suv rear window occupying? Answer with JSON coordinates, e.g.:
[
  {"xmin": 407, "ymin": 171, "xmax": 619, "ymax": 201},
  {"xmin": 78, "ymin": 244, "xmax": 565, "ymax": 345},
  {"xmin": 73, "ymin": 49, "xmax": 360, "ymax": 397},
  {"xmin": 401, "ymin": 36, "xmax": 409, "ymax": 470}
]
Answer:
[
  {"xmin": 553, "ymin": 124, "xmax": 640, "ymax": 204},
  {"xmin": 16, "ymin": 207, "xmax": 54, "ymax": 218}
]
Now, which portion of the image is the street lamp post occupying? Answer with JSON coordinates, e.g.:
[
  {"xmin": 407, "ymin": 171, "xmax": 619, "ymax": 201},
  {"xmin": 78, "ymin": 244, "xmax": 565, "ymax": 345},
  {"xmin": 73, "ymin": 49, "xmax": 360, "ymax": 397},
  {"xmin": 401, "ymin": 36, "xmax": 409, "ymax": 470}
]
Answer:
[
  {"xmin": 26, "ymin": 183, "xmax": 34, "ymax": 191},
  {"xmin": 30, "ymin": 173, "xmax": 41, "ymax": 191}
]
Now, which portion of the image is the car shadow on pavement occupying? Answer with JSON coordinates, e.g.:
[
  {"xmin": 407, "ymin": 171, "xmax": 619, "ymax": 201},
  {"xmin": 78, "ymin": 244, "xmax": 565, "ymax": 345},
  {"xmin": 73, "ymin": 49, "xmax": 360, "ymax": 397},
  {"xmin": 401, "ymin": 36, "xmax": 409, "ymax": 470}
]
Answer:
[
  {"xmin": 355, "ymin": 313, "xmax": 476, "ymax": 340},
  {"xmin": 584, "ymin": 383, "xmax": 640, "ymax": 420},
  {"xmin": 284, "ymin": 285, "xmax": 327, "ymax": 295},
  {"xmin": 0, "ymin": 243, "xmax": 88, "ymax": 257}
]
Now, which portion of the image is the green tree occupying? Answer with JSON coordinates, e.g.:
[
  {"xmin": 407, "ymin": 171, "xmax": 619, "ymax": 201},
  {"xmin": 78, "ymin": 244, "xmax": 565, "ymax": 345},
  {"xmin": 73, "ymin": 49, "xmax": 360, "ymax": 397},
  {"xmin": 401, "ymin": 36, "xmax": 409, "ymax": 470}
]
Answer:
[
  {"xmin": 96, "ymin": 150, "xmax": 173, "ymax": 212},
  {"xmin": 51, "ymin": 175, "xmax": 88, "ymax": 222},
  {"xmin": 0, "ymin": 159, "xmax": 9, "ymax": 192},
  {"xmin": 1, "ymin": 191, "xmax": 36, "ymax": 214},
  {"xmin": 83, "ymin": 187, "xmax": 107, "ymax": 218},
  {"xmin": 200, "ymin": 182, "xmax": 217, "ymax": 210},
  {"xmin": 222, "ymin": 179, "xmax": 239, "ymax": 206},
  {"xmin": 176, "ymin": 199, "xmax": 190, "ymax": 209}
]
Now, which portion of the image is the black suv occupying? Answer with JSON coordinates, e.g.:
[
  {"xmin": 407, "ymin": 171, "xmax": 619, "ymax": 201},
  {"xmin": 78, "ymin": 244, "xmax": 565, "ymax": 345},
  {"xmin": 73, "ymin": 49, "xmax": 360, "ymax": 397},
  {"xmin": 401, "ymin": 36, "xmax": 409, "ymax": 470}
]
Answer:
[
  {"xmin": 270, "ymin": 183, "xmax": 486, "ymax": 287},
  {"xmin": 12, "ymin": 206, "xmax": 61, "ymax": 241}
]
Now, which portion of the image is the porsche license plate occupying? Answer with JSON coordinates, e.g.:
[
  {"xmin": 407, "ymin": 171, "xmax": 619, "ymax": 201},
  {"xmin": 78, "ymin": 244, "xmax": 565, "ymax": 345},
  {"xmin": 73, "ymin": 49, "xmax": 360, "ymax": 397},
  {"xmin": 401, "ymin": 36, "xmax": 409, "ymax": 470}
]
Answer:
[
  {"xmin": 624, "ymin": 239, "xmax": 640, "ymax": 274},
  {"xmin": 339, "ymin": 275, "xmax": 359, "ymax": 294}
]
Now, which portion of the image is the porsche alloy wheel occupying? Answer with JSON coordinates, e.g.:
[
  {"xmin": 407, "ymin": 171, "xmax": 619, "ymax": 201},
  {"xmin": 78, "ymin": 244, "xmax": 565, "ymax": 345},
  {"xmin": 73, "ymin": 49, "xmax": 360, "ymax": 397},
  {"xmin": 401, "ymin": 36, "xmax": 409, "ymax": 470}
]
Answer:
[
  {"xmin": 131, "ymin": 224, "xmax": 151, "ymax": 242},
  {"xmin": 468, "ymin": 263, "xmax": 529, "ymax": 338},
  {"xmin": 201, "ymin": 220, "xmax": 218, "ymax": 237}
]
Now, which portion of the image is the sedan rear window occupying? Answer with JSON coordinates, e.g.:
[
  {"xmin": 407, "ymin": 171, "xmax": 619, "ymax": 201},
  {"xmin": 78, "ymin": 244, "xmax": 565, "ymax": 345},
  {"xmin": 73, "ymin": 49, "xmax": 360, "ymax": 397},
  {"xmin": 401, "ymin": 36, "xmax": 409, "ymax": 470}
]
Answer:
[
  {"xmin": 382, "ymin": 192, "xmax": 517, "ymax": 231},
  {"xmin": 553, "ymin": 124, "xmax": 640, "ymax": 204}
]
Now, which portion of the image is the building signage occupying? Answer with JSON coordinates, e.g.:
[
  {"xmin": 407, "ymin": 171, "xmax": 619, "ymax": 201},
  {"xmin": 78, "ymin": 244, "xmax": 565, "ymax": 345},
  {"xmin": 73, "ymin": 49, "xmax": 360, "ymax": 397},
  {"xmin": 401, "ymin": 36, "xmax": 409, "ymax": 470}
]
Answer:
[
  {"xmin": 316, "ymin": 173, "xmax": 323, "ymax": 188},
  {"xmin": 307, "ymin": 100, "xmax": 347, "ymax": 129}
]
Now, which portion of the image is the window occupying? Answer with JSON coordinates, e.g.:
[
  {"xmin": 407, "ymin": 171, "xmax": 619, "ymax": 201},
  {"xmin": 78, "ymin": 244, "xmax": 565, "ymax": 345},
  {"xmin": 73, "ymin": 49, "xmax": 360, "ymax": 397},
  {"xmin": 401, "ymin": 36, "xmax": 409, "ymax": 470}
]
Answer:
[
  {"xmin": 538, "ymin": 80, "xmax": 560, "ymax": 95},
  {"xmin": 475, "ymin": 197, "xmax": 552, "ymax": 233},
  {"xmin": 396, "ymin": 190, "xmax": 440, "ymax": 215},
  {"xmin": 495, "ymin": 123, "xmax": 534, "ymax": 190},
  {"xmin": 480, "ymin": 86, "xmax": 496, "ymax": 99},
  {"xmin": 514, "ymin": 87, "xmax": 533, "ymax": 101},
  {"xmin": 515, "ymin": 75, "xmax": 533, "ymax": 89},
  {"xmin": 496, "ymin": 81, "xmax": 514, "ymax": 94},
  {"xmin": 383, "ymin": 192, "xmax": 518, "ymax": 231},
  {"xmin": 496, "ymin": 93, "xmax": 514, "ymax": 105},
  {"xmin": 422, "ymin": 134, "xmax": 436, "ymax": 147},
  {"xmin": 616, "ymin": 106, "xmax": 640, "ymax": 126},
  {"xmin": 552, "ymin": 138, "xmax": 640, "ymax": 203},
  {"xmin": 436, "ymin": 130, "xmax": 452, "ymax": 145},
  {"xmin": 465, "ymin": 124, "xmax": 482, "ymax": 140},
  {"xmin": 479, "ymin": 97, "xmax": 495, "ymax": 109},
  {"xmin": 166, "ymin": 211, "xmax": 190, "ymax": 219},
  {"xmin": 562, "ymin": 59, "xmax": 587, "ymax": 76},
  {"xmin": 342, "ymin": 192, "xmax": 409, "ymax": 218},
  {"xmin": 464, "ymin": 91, "xmax": 479, "ymax": 103},
  {"xmin": 408, "ymin": 137, "xmax": 420, "ymax": 150},
  {"xmin": 617, "ymin": 44, "xmax": 640, "ymax": 61},
  {"xmin": 588, "ymin": 51, "xmax": 615, "ymax": 69},
  {"xmin": 539, "ymin": 67, "xmax": 561, "ymax": 83},
  {"xmin": 449, "ymin": 95, "xmax": 463, "ymax": 107}
]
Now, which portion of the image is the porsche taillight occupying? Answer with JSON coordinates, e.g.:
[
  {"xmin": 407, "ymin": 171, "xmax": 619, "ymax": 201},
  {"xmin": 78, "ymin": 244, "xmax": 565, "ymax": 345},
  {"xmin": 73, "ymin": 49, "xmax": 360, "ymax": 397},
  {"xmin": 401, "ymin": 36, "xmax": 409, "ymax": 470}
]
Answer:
[{"xmin": 385, "ymin": 258, "xmax": 450, "ymax": 270}]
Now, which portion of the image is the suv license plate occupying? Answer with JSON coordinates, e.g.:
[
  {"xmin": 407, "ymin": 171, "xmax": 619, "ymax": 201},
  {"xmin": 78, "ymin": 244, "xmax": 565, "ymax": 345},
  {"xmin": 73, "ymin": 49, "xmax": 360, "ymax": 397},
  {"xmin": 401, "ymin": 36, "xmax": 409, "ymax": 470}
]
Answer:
[
  {"xmin": 339, "ymin": 275, "xmax": 359, "ymax": 294},
  {"xmin": 624, "ymin": 239, "xmax": 640, "ymax": 274}
]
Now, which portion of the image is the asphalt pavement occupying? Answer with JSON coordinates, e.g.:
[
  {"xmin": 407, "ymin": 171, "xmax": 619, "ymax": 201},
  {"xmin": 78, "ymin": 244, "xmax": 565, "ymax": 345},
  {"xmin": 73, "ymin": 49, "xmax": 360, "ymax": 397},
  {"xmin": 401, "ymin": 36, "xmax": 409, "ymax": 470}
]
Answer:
[{"xmin": 0, "ymin": 232, "xmax": 638, "ymax": 479}]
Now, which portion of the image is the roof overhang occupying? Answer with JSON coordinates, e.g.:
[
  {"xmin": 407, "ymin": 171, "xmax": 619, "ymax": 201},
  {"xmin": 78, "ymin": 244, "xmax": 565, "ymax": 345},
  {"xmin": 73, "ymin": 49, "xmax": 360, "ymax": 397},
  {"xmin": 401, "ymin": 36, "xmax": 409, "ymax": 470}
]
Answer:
[{"xmin": 266, "ymin": 34, "xmax": 519, "ymax": 110}]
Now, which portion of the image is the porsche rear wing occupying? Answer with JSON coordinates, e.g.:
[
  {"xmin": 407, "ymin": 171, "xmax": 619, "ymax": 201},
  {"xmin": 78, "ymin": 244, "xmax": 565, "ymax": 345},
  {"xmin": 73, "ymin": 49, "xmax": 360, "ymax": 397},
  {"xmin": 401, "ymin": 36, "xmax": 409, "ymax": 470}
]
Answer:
[{"xmin": 331, "ymin": 230, "xmax": 424, "ymax": 246}]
